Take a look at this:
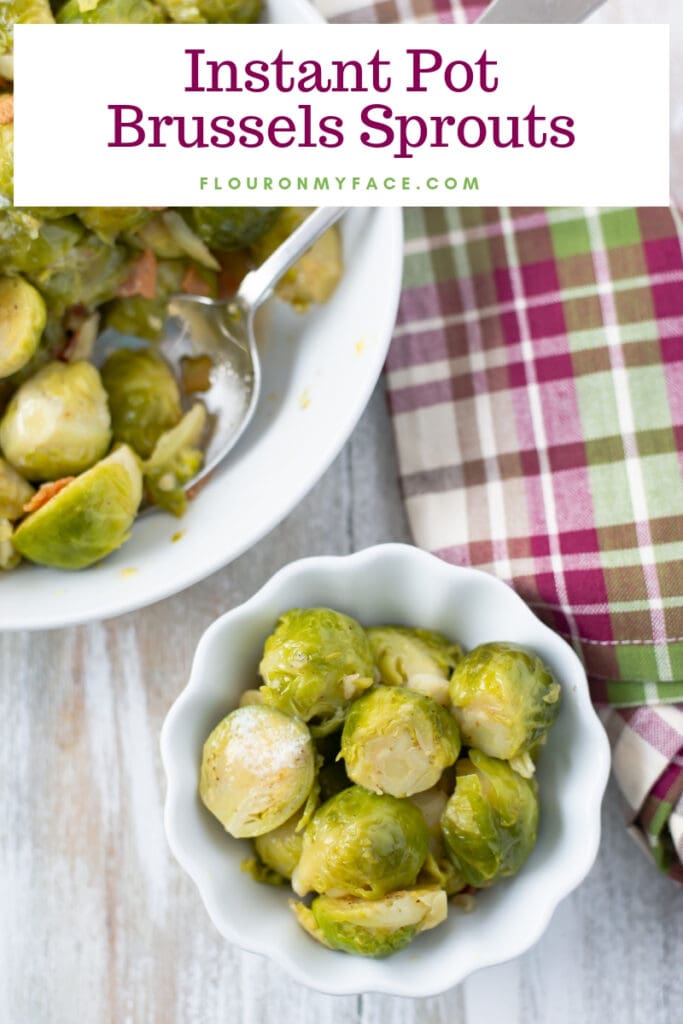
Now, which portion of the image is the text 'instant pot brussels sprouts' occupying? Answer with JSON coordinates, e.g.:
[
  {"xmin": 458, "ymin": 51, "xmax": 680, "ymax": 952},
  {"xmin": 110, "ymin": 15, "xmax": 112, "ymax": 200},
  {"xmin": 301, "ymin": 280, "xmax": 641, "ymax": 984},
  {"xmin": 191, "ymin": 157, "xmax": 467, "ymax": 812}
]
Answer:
[{"xmin": 199, "ymin": 608, "xmax": 562, "ymax": 959}]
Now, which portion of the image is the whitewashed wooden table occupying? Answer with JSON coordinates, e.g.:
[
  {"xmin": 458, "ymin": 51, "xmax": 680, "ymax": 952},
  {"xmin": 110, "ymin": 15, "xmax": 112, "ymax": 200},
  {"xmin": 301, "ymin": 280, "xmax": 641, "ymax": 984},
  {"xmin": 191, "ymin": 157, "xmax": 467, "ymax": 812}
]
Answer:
[{"xmin": 1, "ymin": 383, "xmax": 682, "ymax": 1024}]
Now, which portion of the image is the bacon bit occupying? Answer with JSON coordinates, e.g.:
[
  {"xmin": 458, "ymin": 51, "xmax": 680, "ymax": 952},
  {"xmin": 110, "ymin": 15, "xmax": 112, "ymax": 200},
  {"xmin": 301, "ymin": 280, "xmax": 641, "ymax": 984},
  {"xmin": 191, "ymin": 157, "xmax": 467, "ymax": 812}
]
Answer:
[
  {"xmin": 185, "ymin": 466, "xmax": 216, "ymax": 501},
  {"xmin": 117, "ymin": 249, "xmax": 157, "ymax": 300},
  {"xmin": 180, "ymin": 354, "xmax": 212, "ymax": 394},
  {"xmin": 180, "ymin": 264, "xmax": 213, "ymax": 297},
  {"xmin": 23, "ymin": 478, "xmax": 75, "ymax": 514},
  {"xmin": 218, "ymin": 251, "xmax": 252, "ymax": 299},
  {"xmin": 0, "ymin": 94, "xmax": 14, "ymax": 126}
]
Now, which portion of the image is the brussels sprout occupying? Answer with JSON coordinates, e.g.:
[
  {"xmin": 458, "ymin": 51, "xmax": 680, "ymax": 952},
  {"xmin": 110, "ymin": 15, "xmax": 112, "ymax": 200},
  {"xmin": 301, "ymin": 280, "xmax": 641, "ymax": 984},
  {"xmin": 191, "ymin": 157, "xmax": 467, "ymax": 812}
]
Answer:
[
  {"xmin": 57, "ymin": 0, "xmax": 165, "ymax": 22},
  {"xmin": 291, "ymin": 887, "xmax": 447, "ymax": 958},
  {"xmin": 142, "ymin": 402, "xmax": 206, "ymax": 516},
  {"xmin": 0, "ymin": 360, "xmax": 111, "ymax": 480},
  {"xmin": 12, "ymin": 445, "xmax": 142, "ymax": 569},
  {"xmin": 259, "ymin": 608, "xmax": 375, "ymax": 736},
  {"xmin": 449, "ymin": 642, "xmax": 561, "ymax": 769},
  {"xmin": 253, "ymin": 811, "xmax": 306, "ymax": 882},
  {"xmin": 368, "ymin": 626, "xmax": 462, "ymax": 706},
  {"xmin": 250, "ymin": 208, "xmax": 342, "ymax": 310},
  {"xmin": 132, "ymin": 211, "xmax": 220, "ymax": 270},
  {"xmin": 199, "ymin": 704, "xmax": 315, "ymax": 838},
  {"xmin": 440, "ymin": 749, "xmax": 539, "ymax": 888},
  {"xmin": 0, "ymin": 456, "xmax": 34, "ymax": 519},
  {"xmin": 291, "ymin": 786, "xmax": 429, "ymax": 899},
  {"xmin": 0, "ymin": 516, "xmax": 19, "ymax": 569},
  {"xmin": 158, "ymin": 0, "xmax": 259, "ymax": 18},
  {"xmin": 0, "ymin": 123, "xmax": 13, "ymax": 204},
  {"xmin": 77, "ymin": 207, "xmax": 152, "ymax": 244},
  {"xmin": 101, "ymin": 347, "xmax": 181, "ymax": 459},
  {"xmin": 0, "ymin": 275, "xmax": 47, "ymax": 380},
  {"xmin": 32, "ymin": 232, "xmax": 131, "ymax": 315},
  {"xmin": 1, "ymin": 0, "xmax": 54, "ymax": 56},
  {"xmin": 0, "ymin": 211, "xmax": 85, "ymax": 278},
  {"xmin": 340, "ymin": 685, "xmax": 460, "ymax": 798},
  {"xmin": 189, "ymin": 207, "xmax": 280, "ymax": 252}
]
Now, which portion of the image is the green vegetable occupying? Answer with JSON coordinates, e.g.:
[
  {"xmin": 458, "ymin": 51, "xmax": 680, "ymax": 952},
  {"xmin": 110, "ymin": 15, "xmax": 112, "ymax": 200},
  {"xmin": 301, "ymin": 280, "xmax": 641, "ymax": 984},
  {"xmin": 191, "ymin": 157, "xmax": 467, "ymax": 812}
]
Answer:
[
  {"xmin": 368, "ymin": 625, "xmax": 462, "ymax": 705},
  {"xmin": 340, "ymin": 685, "xmax": 460, "ymax": 798},
  {"xmin": 77, "ymin": 207, "xmax": 152, "ymax": 244},
  {"xmin": 0, "ymin": 275, "xmax": 46, "ymax": 379},
  {"xmin": 291, "ymin": 786, "xmax": 429, "ymax": 899},
  {"xmin": 0, "ymin": 360, "xmax": 111, "ymax": 480},
  {"xmin": 0, "ymin": 516, "xmax": 19, "ymax": 569},
  {"xmin": 0, "ymin": 123, "xmax": 13, "ymax": 204},
  {"xmin": 142, "ymin": 402, "xmax": 206, "ymax": 516},
  {"xmin": 250, "ymin": 208, "xmax": 342, "ymax": 310},
  {"xmin": 0, "ymin": 455, "xmax": 34, "ymax": 519},
  {"xmin": 449, "ymin": 642, "xmax": 561, "ymax": 771},
  {"xmin": 158, "ymin": 0, "xmax": 259, "ymax": 19},
  {"xmin": 0, "ymin": 0, "xmax": 54, "ymax": 55},
  {"xmin": 441, "ymin": 749, "xmax": 539, "ymax": 888},
  {"xmin": 200, "ymin": 705, "xmax": 316, "ymax": 838},
  {"xmin": 252, "ymin": 811, "xmax": 306, "ymax": 882},
  {"xmin": 189, "ymin": 207, "xmax": 280, "ymax": 252},
  {"xmin": 259, "ymin": 608, "xmax": 375, "ymax": 735},
  {"xmin": 57, "ymin": 0, "xmax": 165, "ymax": 23},
  {"xmin": 102, "ymin": 347, "xmax": 182, "ymax": 459},
  {"xmin": 12, "ymin": 445, "xmax": 143, "ymax": 569},
  {"xmin": 291, "ymin": 887, "xmax": 447, "ymax": 958}
]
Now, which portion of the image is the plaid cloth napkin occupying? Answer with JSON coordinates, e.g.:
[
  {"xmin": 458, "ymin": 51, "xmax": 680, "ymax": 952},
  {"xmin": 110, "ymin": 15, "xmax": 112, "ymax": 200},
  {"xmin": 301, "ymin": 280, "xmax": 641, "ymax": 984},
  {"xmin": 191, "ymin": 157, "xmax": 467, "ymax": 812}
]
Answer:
[
  {"xmin": 321, "ymin": 0, "xmax": 683, "ymax": 881},
  {"xmin": 385, "ymin": 206, "xmax": 683, "ymax": 883}
]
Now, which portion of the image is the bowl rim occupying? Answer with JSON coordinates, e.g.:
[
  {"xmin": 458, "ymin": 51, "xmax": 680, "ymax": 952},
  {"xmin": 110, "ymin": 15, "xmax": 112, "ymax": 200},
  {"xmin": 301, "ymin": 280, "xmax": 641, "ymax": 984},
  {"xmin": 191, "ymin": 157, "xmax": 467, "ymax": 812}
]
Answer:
[{"xmin": 161, "ymin": 543, "xmax": 612, "ymax": 996}]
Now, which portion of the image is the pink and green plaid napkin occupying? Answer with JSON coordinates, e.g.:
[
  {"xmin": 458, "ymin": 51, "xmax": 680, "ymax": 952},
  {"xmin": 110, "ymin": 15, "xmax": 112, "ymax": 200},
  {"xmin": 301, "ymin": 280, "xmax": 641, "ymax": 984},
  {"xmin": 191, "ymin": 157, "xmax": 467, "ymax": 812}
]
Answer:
[
  {"xmin": 321, "ymin": 0, "xmax": 683, "ymax": 881},
  {"xmin": 384, "ymin": 206, "xmax": 683, "ymax": 883}
]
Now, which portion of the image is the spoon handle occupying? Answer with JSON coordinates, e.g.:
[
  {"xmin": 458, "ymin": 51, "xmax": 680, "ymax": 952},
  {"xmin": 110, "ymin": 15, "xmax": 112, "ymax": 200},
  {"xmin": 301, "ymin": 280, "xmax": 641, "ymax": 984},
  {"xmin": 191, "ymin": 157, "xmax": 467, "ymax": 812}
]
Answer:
[
  {"xmin": 236, "ymin": 206, "xmax": 348, "ymax": 311},
  {"xmin": 477, "ymin": 0, "xmax": 606, "ymax": 22}
]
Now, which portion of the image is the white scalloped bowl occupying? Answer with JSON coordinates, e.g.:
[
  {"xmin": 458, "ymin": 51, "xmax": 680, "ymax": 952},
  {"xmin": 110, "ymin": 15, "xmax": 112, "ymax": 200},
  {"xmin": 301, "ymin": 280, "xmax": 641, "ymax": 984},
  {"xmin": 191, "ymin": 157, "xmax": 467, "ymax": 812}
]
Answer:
[{"xmin": 161, "ymin": 544, "xmax": 610, "ymax": 997}]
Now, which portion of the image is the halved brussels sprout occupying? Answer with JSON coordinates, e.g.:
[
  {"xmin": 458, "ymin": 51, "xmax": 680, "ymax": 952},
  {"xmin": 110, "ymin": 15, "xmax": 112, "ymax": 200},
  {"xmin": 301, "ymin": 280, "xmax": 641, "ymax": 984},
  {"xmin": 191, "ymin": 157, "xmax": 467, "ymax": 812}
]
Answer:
[
  {"xmin": 440, "ymin": 749, "xmax": 539, "ymax": 888},
  {"xmin": 250, "ymin": 208, "xmax": 342, "ymax": 311},
  {"xmin": 259, "ymin": 608, "xmax": 375, "ymax": 736},
  {"xmin": 0, "ymin": 516, "xmax": 19, "ymax": 569},
  {"xmin": 253, "ymin": 811, "xmax": 306, "ymax": 882},
  {"xmin": 340, "ymin": 685, "xmax": 460, "ymax": 798},
  {"xmin": 368, "ymin": 626, "xmax": 462, "ymax": 705},
  {"xmin": 57, "ymin": 0, "xmax": 165, "ymax": 22},
  {"xmin": 11, "ymin": 445, "xmax": 142, "ymax": 569},
  {"xmin": 0, "ymin": 360, "xmax": 111, "ymax": 480},
  {"xmin": 0, "ymin": 455, "xmax": 34, "ymax": 519},
  {"xmin": 200, "ymin": 704, "xmax": 315, "ymax": 838},
  {"xmin": 189, "ymin": 207, "xmax": 280, "ymax": 252},
  {"xmin": 0, "ymin": 275, "xmax": 46, "ymax": 380},
  {"xmin": 291, "ymin": 887, "xmax": 447, "ymax": 958},
  {"xmin": 291, "ymin": 785, "xmax": 429, "ymax": 899},
  {"xmin": 449, "ymin": 642, "xmax": 561, "ymax": 770},
  {"xmin": 101, "ymin": 347, "xmax": 182, "ymax": 459},
  {"xmin": 142, "ymin": 402, "xmax": 206, "ymax": 516}
]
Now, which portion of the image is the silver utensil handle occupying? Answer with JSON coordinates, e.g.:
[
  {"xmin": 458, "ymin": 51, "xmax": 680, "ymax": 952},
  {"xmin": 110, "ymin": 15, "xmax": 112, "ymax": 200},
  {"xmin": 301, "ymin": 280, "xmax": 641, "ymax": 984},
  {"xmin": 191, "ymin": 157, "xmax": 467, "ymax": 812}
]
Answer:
[
  {"xmin": 477, "ymin": 0, "xmax": 607, "ymax": 23},
  {"xmin": 237, "ymin": 206, "xmax": 348, "ymax": 311}
]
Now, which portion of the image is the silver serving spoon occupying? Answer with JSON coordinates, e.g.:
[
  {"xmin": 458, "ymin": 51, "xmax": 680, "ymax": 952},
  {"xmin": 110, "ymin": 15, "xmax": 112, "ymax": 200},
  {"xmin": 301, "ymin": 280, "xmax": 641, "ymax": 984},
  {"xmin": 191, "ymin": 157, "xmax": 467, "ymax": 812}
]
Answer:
[{"xmin": 157, "ymin": 206, "xmax": 346, "ymax": 492}]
